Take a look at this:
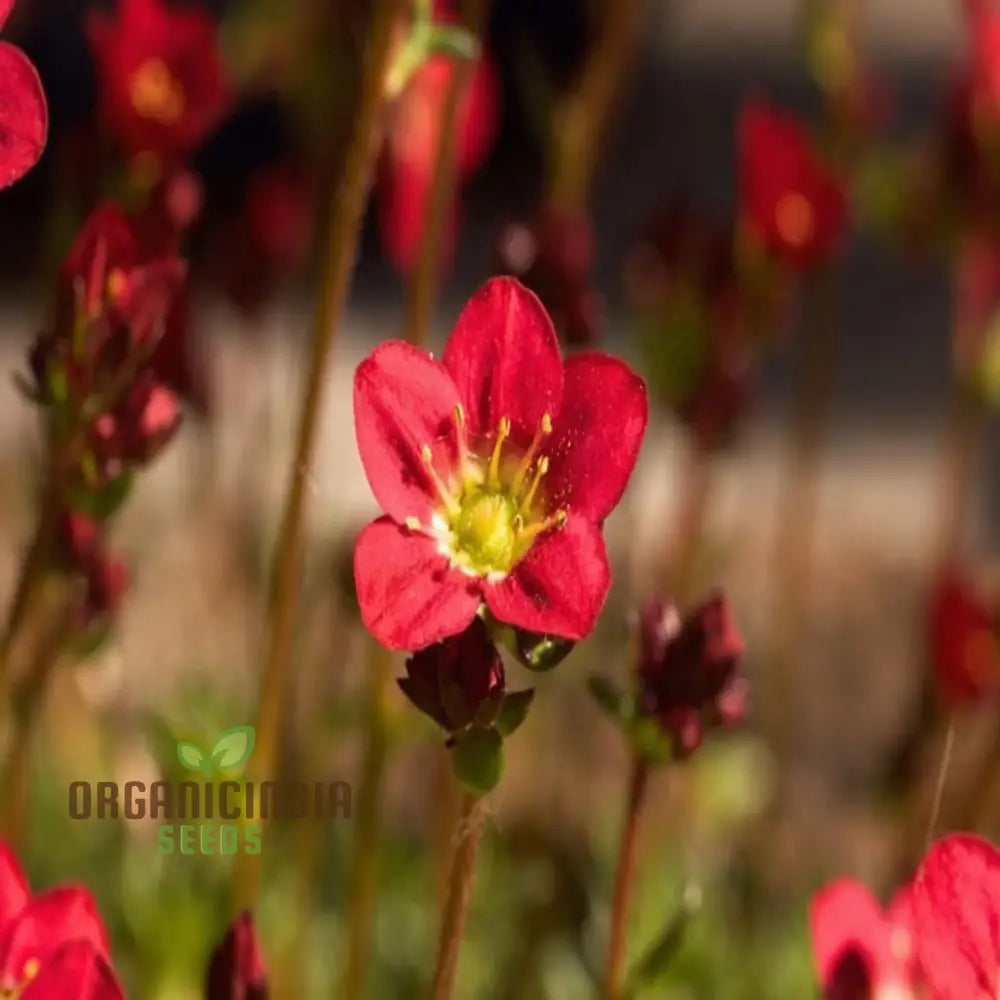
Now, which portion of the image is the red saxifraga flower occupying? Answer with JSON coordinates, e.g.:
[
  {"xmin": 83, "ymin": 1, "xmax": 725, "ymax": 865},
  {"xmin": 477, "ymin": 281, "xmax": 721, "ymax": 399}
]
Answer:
[
  {"xmin": 353, "ymin": 276, "xmax": 648, "ymax": 650},
  {"xmin": 87, "ymin": 0, "xmax": 229, "ymax": 166},
  {"xmin": 0, "ymin": 0, "xmax": 47, "ymax": 188},
  {"xmin": 738, "ymin": 100, "xmax": 847, "ymax": 270},
  {"xmin": 0, "ymin": 841, "xmax": 123, "ymax": 998}
]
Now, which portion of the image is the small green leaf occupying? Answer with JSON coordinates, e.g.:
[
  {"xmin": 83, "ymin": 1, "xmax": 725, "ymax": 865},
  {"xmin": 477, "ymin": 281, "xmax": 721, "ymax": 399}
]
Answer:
[
  {"xmin": 451, "ymin": 727, "xmax": 504, "ymax": 795},
  {"xmin": 495, "ymin": 689, "xmax": 535, "ymax": 737},
  {"xmin": 623, "ymin": 884, "xmax": 702, "ymax": 996},
  {"xmin": 177, "ymin": 742, "xmax": 207, "ymax": 772},
  {"xmin": 210, "ymin": 725, "xmax": 256, "ymax": 770},
  {"xmin": 67, "ymin": 471, "xmax": 134, "ymax": 522},
  {"xmin": 587, "ymin": 675, "xmax": 635, "ymax": 724},
  {"xmin": 628, "ymin": 716, "xmax": 673, "ymax": 764}
]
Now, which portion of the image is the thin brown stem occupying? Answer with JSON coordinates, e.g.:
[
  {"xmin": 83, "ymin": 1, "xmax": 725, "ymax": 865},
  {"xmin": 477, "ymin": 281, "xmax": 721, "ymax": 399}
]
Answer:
[
  {"xmin": 430, "ymin": 792, "xmax": 486, "ymax": 1000},
  {"xmin": 233, "ymin": 0, "xmax": 404, "ymax": 913},
  {"xmin": 605, "ymin": 757, "xmax": 649, "ymax": 1000},
  {"xmin": 404, "ymin": 0, "xmax": 491, "ymax": 349},
  {"xmin": 340, "ymin": 642, "xmax": 392, "ymax": 1000},
  {"xmin": 549, "ymin": 0, "xmax": 643, "ymax": 213}
]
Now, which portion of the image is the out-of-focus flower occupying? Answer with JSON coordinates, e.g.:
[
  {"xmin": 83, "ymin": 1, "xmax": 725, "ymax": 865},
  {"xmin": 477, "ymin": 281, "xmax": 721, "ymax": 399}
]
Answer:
[
  {"xmin": 626, "ymin": 201, "xmax": 756, "ymax": 448},
  {"xmin": 87, "ymin": 0, "xmax": 229, "ymax": 167},
  {"xmin": 0, "ymin": 0, "xmax": 47, "ymax": 189},
  {"xmin": 379, "ymin": 36, "xmax": 499, "ymax": 273},
  {"xmin": 399, "ymin": 617, "xmax": 505, "ymax": 732},
  {"xmin": 810, "ymin": 878, "xmax": 918, "ymax": 1000},
  {"xmin": 495, "ymin": 206, "xmax": 603, "ymax": 347},
  {"xmin": 205, "ymin": 911, "xmax": 268, "ymax": 1000},
  {"xmin": 637, "ymin": 593, "xmax": 746, "ymax": 757},
  {"xmin": 910, "ymin": 833, "xmax": 1000, "ymax": 1000},
  {"xmin": 927, "ymin": 566, "xmax": 999, "ymax": 705},
  {"xmin": 0, "ymin": 840, "xmax": 123, "ymax": 999},
  {"xmin": 353, "ymin": 276, "xmax": 647, "ymax": 651},
  {"xmin": 81, "ymin": 552, "xmax": 129, "ymax": 627},
  {"xmin": 738, "ymin": 100, "xmax": 847, "ymax": 270}
]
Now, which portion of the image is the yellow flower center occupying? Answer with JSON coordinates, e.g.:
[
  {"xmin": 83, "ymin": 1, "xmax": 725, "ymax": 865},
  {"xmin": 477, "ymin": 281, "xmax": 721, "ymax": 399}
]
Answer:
[
  {"xmin": 406, "ymin": 406, "xmax": 567, "ymax": 579},
  {"xmin": 0, "ymin": 957, "xmax": 41, "ymax": 998},
  {"xmin": 129, "ymin": 58, "xmax": 186, "ymax": 124},
  {"xmin": 774, "ymin": 191, "xmax": 815, "ymax": 249}
]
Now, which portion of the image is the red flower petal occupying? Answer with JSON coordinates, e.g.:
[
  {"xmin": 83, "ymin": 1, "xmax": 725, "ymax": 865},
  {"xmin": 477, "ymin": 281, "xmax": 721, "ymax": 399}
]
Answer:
[
  {"xmin": 0, "ymin": 842, "xmax": 29, "ymax": 931},
  {"xmin": 911, "ymin": 834, "xmax": 1000, "ymax": 1000},
  {"xmin": 354, "ymin": 340, "xmax": 463, "ymax": 525},
  {"xmin": 484, "ymin": 516, "xmax": 609, "ymax": 639},
  {"xmin": 22, "ymin": 942, "xmax": 123, "ymax": 1000},
  {"xmin": 354, "ymin": 517, "xmax": 481, "ymax": 650},
  {"xmin": 0, "ymin": 1, "xmax": 12, "ymax": 32},
  {"xmin": 442, "ymin": 277, "xmax": 563, "ymax": 445},
  {"xmin": 0, "ymin": 41, "xmax": 48, "ymax": 190},
  {"xmin": 545, "ymin": 352, "xmax": 648, "ymax": 522},
  {"xmin": 0, "ymin": 887, "xmax": 109, "ymax": 982}
]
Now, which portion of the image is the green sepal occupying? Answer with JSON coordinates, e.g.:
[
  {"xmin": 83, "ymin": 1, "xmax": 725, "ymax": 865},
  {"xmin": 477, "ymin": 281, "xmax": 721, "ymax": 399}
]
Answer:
[
  {"xmin": 451, "ymin": 726, "xmax": 504, "ymax": 795},
  {"xmin": 495, "ymin": 689, "xmax": 535, "ymax": 737}
]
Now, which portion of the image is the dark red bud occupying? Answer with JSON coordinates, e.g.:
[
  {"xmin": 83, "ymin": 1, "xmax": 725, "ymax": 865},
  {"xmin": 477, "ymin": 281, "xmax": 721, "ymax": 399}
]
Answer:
[{"xmin": 205, "ymin": 911, "xmax": 268, "ymax": 1000}]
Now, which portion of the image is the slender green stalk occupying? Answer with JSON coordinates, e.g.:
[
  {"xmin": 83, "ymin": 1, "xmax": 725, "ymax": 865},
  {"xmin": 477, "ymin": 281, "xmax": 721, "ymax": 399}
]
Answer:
[
  {"xmin": 430, "ymin": 792, "xmax": 486, "ymax": 1000},
  {"xmin": 604, "ymin": 758, "xmax": 649, "ymax": 1000},
  {"xmin": 233, "ymin": 0, "xmax": 405, "ymax": 913}
]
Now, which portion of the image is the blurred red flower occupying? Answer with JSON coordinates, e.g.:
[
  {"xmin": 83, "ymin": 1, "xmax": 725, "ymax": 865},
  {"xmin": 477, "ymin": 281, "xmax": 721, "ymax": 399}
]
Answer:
[
  {"xmin": 379, "ymin": 44, "xmax": 499, "ymax": 273},
  {"xmin": 910, "ymin": 834, "xmax": 1000, "ymax": 1000},
  {"xmin": 0, "ymin": 841, "xmax": 122, "ymax": 999},
  {"xmin": 810, "ymin": 878, "xmax": 917, "ymax": 1000},
  {"xmin": 206, "ymin": 912, "xmax": 268, "ymax": 1000},
  {"xmin": 353, "ymin": 276, "xmax": 647, "ymax": 650},
  {"xmin": 738, "ymin": 101, "xmax": 847, "ymax": 270},
  {"xmin": 87, "ymin": 0, "xmax": 229, "ymax": 165},
  {"xmin": 0, "ymin": 0, "xmax": 47, "ymax": 189},
  {"xmin": 927, "ymin": 567, "xmax": 999, "ymax": 705}
]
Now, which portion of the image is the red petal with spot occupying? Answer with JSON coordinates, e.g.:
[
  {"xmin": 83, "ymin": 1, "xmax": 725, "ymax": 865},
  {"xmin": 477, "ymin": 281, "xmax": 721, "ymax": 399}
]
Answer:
[
  {"xmin": 442, "ymin": 277, "xmax": 563, "ymax": 445},
  {"xmin": 354, "ymin": 517, "xmax": 481, "ymax": 650},
  {"xmin": 911, "ymin": 834, "xmax": 1000, "ymax": 1000},
  {"xmin": 0, "ymin": 887, "xmax": 109, "ymax": 981},
  {"xmin": 484, "ymin": 516, "xmax": 609, "ymax": 639},
  {"xmin": 0, "ymin": 41, "xmax": 47, "ymax": 190},
  {"xmin": 545, "ymin": 352, "xmax": 648, "ymax": 522},
  {"xmin": 0, "ymin": 842, "xmax": 29, "ymax": 931},
  {"xmin": 22, "ymin": 941, "xmax": 123, "ymax": 1000},
  {"xmin": 354, "ymin": 340, "xmax": 463, "ymax": 525}
]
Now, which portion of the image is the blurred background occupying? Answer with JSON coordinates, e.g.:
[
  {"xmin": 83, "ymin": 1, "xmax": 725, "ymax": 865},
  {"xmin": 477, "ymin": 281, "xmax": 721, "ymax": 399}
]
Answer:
[{"xmin": 0, "ymin": 0, "xmax": 997, "ymax": 998}]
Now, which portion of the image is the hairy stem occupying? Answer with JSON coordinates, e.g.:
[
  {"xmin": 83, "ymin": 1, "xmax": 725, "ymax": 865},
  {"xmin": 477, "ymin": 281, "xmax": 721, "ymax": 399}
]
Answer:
[{"xmin": 234, "ymin": 0, "xmax": 405, "ymax": 912}]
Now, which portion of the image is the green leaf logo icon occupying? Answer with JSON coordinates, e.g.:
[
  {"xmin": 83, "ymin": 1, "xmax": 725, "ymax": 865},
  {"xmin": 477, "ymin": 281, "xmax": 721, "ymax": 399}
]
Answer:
[
  {"xmin": 177, "ymin": 741, "xmax": 209, "ymax": 773},
  {"xmin": 210, "ymin": 725, "xmax": 256, "ymax": 771}
]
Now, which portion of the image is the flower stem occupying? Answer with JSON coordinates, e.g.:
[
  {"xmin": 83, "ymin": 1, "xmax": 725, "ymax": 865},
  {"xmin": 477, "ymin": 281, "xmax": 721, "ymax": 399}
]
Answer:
[
  {"xmin": 549, "ymin": 0, "xmax": 643, "ymax": 213},
  {"xmin": 605, "ymin": 756, "xmax": 649, "ymax": 1000},
  {"xmin": 430, "ymin": 791, "xmax": 486, "ymax": 1000},
  {"xmin": 340, "ymin": 641, "xmax": 392, "ymax": 1000},
  {"xmin": 404, "ymin": 0, "xmax": 491, "ymax": 349},
  {"xmin": 233, "ymin": 0, "xmax": 405, "ymax": 913}
]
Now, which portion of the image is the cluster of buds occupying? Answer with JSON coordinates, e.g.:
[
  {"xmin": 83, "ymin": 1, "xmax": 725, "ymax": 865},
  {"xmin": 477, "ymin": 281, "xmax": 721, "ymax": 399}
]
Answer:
[
  {"xmin": 626, "ymin": 201, "xmax": 755, "ymax": 449},
  {"xmin": 22, "ymin": 197, "xmax": 190, "ymax": 642},
  {"xmin": 590, "ymin": 592, "xmax": 747, "ymax": 762},
  {"xmin": 495, "ymin": 206, "xmax": 603, "ymax": 347},
  {"xmin": 398, "ymin": 617, "xmax": 535, "ymax": 794}
]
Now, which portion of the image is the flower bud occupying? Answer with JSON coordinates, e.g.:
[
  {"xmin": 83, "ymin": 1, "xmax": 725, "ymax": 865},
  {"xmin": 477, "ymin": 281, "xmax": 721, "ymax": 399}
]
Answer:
[{"xmin": 205, "ymin": 911, "xmax": 268, "ymax": 1000}]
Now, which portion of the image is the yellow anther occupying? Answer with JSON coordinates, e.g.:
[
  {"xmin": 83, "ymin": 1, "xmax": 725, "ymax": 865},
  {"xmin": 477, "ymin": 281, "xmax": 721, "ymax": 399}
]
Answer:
[
  {"xmin": 421, "ymin": 444, "xmax": 459, "ymax": 516},
  {"xmin": 488, "ymin": 417, "xmax": 511, "ymax": 490},
  {"xmin": 106, "ymin": 268, "xmax": 127, "ymax": 304},
  {"xmin": 514, "ymin": 508, "xmax": 567, "ymax": 548},
  {"xmin": 453, "ymin": 403, "xmax": 465, "ymax": 427},
  {"xmin": 21, "ymin": 959, "xmax": 39, "ymax": 983},
  {"xmin": 511, "ymin": 413, "xmax": 553, "ymax": 496},
  {"xmin": 404, "ymin": 516, "xmax": 422, "ymax": 532},
  {"xmin": 519, "ymin": 455, "xmax": 549, "ymax": 513},
  {"xmin": 130, "ymin": 58, "xmax": 185, "ymax": 124}
]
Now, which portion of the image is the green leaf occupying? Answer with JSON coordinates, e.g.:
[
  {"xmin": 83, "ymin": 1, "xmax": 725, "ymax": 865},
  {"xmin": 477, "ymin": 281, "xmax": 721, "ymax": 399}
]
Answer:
[
  {"xmin": 495, "ymin": 689, "xmax": 535, "ymax": 737},
  {"xmin": 176, "ymin": 742, "xmax": 207, "ymax": 772},
  {"xmin": 622, "ymin": 884, "xmax": 702, "ymax": 996},
  {"xmin": 210, "ymin": 725, "xmax": 256, "ymax": 770},
  {"xmin": 67, "ymin": 471, "xmax": 134, "ymax": 522},
  {"xmin": 425, "ymin": 25, "xmax": 480, "ymax": 62},
  {"xmin": 587, "ymin": 675, "xmax": 635, "ymax": 724},
  {"xmin": 451, "ymin": 727, "xmax": 504, "ymax": 795},
  {"xmin": 628, "ymin": 716, "xmax": 673, "ymax": 764}
]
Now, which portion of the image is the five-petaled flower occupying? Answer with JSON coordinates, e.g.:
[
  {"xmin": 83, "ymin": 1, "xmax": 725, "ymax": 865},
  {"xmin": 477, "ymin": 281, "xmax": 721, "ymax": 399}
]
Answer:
[
  {"xmin": 0, "ymin": 840, "xmax": 123, "ymax": 998},
  {"xmin": 810, "ymin": 877, "xmax": 917, "ymax": 1000},
  {"xmin": 353, "ymin": 276, "xmax": 647, "ymax": 651},
  {"xmin": 0, "ymin": 0, "xmax": 47, "ymax": 189},
  {"xmin": 738, "ymin": 100, "xmax": 847, "ymax": 270},
  {"xmin": 87, "ymin": 0, "xmax": 229, "ymax": 167}
]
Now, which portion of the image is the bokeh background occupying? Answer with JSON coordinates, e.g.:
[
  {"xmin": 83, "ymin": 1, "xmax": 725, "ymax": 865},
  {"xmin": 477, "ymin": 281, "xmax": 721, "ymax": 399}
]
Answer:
[{"xmin": 0, "ymin": 1, "xmax": 997, "ymax": 998}]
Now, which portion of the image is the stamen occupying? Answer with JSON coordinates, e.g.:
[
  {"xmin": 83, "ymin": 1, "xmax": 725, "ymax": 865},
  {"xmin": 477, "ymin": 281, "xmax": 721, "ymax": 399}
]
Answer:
[
  {"xmin": 514, "ymin": 509, "xmax": 567, "ymax": 547},
  {"xmin": 511, "ymin": 413, "xmax": 552, "ymax": 496},
  {"xmin": 519, "ymin": 455, "xmax": 549, "ymax": 513},
  {"xmin": 452, "ymin": 404, "xmax": 469, "ymax": 470},
  {"xmin": 488, "ymin": 417, "xmax": 511, "ymax": 491},
  {"xmin": 421, "ymin": 444, "xmax": 459, "ymax": 517},
  {"xmin": 404, "ymin": 516, "xmax": 422, "ymax": 533}
]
